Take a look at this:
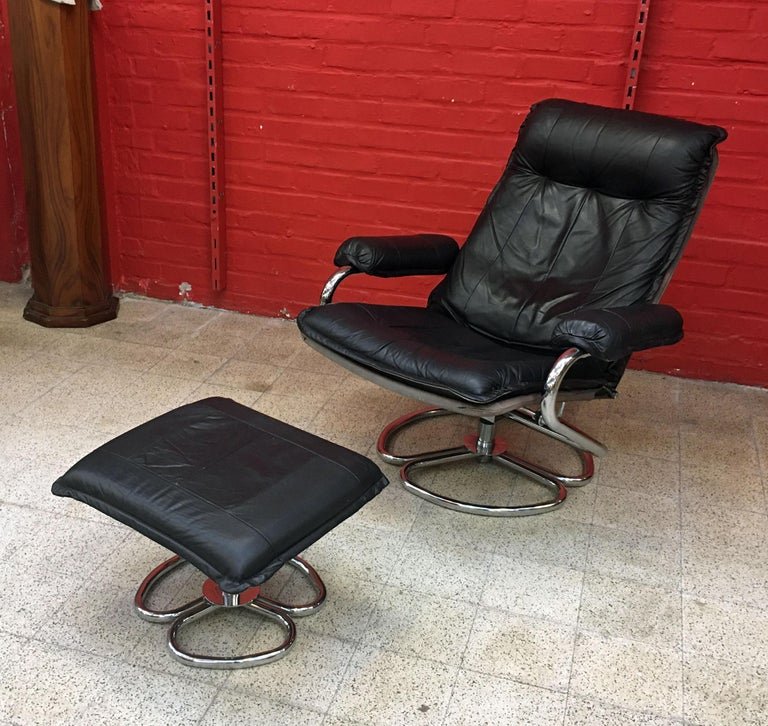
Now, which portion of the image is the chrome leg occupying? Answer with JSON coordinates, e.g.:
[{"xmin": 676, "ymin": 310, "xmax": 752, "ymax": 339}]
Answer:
[
  {"xmin": 134, "ymin": 555, "xmax": 325, "ymax": 669},
  {"xmin": 541, "ymin": 349, "xmax": 607, "ymax": 457},
  {"xmin": 320, "ymin": 266, "xmax": 356, "ymax": 305},
  {"xmin": 378, "ymin": 406, "xmax": 599, "ymax": 516},
  {"xmin": 505, "ymin": 408, "xmax": 596, "ymax": 486},
  {"xmin": 377, "ymin": 407, "xmax": 467, "ymax": 465},
  {"xmin": 475, "ymin": 418, "xmax": 496, "ymax": 461},
  {"xmin": 401, "ymin": 448, "xmax": 566, "ymax": 517},
  {"xmin": 167, "ymin": 598, "xmax": 296, "ymax": 670},
  {"xmin": 134, "ymin": 555, "xmax": 206, "ymax": 623},
  {"xmin": 256, "ymin": 557, "xmax": 327, "ymax": 617},
  {"xmin": 493, "ymin": 454, "xmax": 567, "ymax": 514}
]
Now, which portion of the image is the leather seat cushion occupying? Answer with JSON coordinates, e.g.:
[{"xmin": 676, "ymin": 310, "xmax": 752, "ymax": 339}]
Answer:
[
  {"xmin": 298, "ymin": 303, "xmax": 621, "ymax": 404},
  {"xmin": 52, "ymin": 397, "xmax": 388, "ymax": 593}
]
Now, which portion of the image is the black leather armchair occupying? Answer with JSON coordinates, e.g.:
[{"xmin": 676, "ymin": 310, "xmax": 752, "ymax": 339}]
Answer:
[{"xmin": 298, "ymin": 99, "xmax": 727, "ymax": 516}]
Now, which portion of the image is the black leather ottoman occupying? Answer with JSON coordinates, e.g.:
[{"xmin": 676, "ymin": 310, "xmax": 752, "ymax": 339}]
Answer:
[{"xmin": 52, "ymin": 397, "xmax": 388, "ymax": 669}]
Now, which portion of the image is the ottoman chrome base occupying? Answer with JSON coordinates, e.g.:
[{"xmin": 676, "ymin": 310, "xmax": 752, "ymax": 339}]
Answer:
[{"xmin": 134, "ymin": 555, "xmax": 326, "ymax": 669}]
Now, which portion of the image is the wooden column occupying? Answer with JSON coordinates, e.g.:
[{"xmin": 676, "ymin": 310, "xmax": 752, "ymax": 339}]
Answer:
[{"xmin": 8, "ymin": 0, "xmax": 117, "ymax": 327}]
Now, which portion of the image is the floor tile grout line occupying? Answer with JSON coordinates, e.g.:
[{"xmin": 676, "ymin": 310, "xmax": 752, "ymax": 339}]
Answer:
[
  {"xmin": 29, "ymin": 631, "xmax": 229, "ymax": 721},
  {"xmin": 320, "ymin": 471, "xmax": 422, "ymax": 722},
  {"xmin": 560, "ymin": 569, "xmax": 587, "ymax": 725},
  {"xmin": 561, "ymin": 449, "xmax": 600, "ymax": 725},
  {"xmin": 457, "ymin": 662, "xmax": 573, "ymax": 694},
  {"xmin": 439, "ymin": 497, "xmax": 507, "ymax": 726},
  {"xmin": 749, "ymin": 408, "xmax": 768, "ymax": 517},
  {"xmin": 190, "ymin": 688, "xmax": 227, "ymax": 726},
  {"xmin": 676, "ymin": 422, "xmax": 686, "ymax": 722},
  {"xmin": 73, "ymin": 301, "xmax": 224, "ymax": 354},
  {"xmin": 3, "ymin": 360, "xmax": 88, "ymax": 410},
  {"xmin": 0, "ymin": 498, "xmax": 128, "ymax": 530},
  {"xmin": 144, "ymin": 345, "xmax": 230, "ymax": 381},
  {"xmin": 218, "ymin": 675, "xmax": 331, "ymax": 723},
  {"xmin": 199, "ymin": 352, "xmax": 238, "ymax": 385},
  {"xmin": 460, "ymin": 657, "xmax": 692, "ymax": 725}
]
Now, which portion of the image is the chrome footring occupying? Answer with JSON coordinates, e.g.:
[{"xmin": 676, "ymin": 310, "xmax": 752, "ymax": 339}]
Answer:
[
  {"xmin": 132, "ymin": 555, "xmax": 325, "ymax": 669},
  {"xmin": 167, "ymin": 599, "xmax": 296, "ymax": 669},
  {"xmin": 401, "ymin": 450, "xmax": 567, "ymax": 517},
  {"xmin": 378, "ymin": 407, "xmax": 598, "ymax": 516}
]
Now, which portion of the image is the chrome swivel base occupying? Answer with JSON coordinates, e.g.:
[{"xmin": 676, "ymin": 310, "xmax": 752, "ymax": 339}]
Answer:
[
  {"xmin": 134, "ymin": 555, "xmax": 326, "ymax": 669},
  {"xmin": 377, "ymin": 407, "xmax": 596, "ymax": 517}
]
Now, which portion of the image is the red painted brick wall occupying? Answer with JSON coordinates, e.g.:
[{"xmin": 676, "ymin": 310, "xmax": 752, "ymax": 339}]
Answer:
[
  {"xmin": 96, "ymin": 0, "xmax": 637, "ymax": 310},
  {"xmin": 0, "ymin": 0, "xmax": 27, "ymax": 283},
  {"xmin": 2, "ymin": 2, "xmax": 767, "ymax": 386},
  {"xmin": 630, "ymin": 1, "xmax": 768, "ymax": 386}
]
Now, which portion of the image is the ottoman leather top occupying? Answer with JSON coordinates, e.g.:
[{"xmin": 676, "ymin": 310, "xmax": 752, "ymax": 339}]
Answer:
[{"xmin": 52, "ymin": 397, "xmax": 388, "ymax": 593}]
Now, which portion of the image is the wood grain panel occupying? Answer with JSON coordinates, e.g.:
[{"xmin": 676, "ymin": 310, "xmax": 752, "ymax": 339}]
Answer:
[{"xmin": 8, "ymin": 0, "xmax": 117, "ymax": 326}]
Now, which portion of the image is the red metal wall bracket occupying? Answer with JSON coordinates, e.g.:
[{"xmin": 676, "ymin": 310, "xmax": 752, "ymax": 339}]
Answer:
[
  {"xmin": 205, "ymin": 0, "xmax": 225, "ymax": 291},
  {"xmin": 623, "ymin": 0, "xmax": 650, "ymax": 110}
]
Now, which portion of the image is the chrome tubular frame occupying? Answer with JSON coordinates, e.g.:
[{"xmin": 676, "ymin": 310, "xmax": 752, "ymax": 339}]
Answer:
[
  {"xmin": 376, "ymin": 349, "xmax": 607, "ymax": 517},
  {"xmin": 134, "ymin": 555, "xmax": 204, "ymax": 623},
  {"xmin": 167, "ymin": 599, "xmax": 296, "ymax": 670},
  {"xmin": 540, "ymin": 348, "xmax": 607, "ymax": 457},
  {"xmin": 256, "ymin": 556, "xmax": 327, "ymax": 617},
  {"xmin": 505, "ymin": 407, "xmax": 594, "ymax": 487},
  {"xmin": 379, "ymin": 411, "xmax": 568, "ymax": 517},
  {"xmin": 313, "ymin": 271, "xmax": 608, "ymax": 516},
  {"xmin": 320, "ymin": 266, "xmax": 356, "ymax": 305},
  {"xmin": 133, "ymin": 555, "xmax": 326, "ymax": 669}
]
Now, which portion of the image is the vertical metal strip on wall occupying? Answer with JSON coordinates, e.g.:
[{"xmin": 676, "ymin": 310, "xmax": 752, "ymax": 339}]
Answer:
[
  {"xmin": 623, "ymin": 0, "xmax": 650, "ymax": 110},
  {"xmin": 205, "ymin": 0, "xmax": 225, "ymax": 291}
]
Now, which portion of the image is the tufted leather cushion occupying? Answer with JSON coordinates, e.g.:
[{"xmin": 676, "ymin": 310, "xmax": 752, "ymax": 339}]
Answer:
[{"xmin": 430, "ymin": 99, "xmax": 727, "ymax": 348}]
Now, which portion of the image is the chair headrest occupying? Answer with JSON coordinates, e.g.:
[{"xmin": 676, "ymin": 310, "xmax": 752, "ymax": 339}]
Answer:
[{"xmin": 514, "ymin": 98, "xmax": 727, "ymax": 200}]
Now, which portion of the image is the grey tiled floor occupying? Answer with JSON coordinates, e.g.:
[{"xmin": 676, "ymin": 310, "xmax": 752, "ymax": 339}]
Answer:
[{"xmin": 1, "ymin": 280, "xmax": 767, "ymax": 725}]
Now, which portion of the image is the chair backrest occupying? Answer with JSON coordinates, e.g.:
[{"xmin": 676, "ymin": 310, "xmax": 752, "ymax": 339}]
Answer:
[{"xmin": 431, "ymin": 99, "xmax": 727, "ymax": 348}]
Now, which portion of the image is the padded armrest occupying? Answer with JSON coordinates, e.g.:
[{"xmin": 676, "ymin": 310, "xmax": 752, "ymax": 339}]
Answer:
[
  {"xmin": 333, "ymin": 234, "xmax": 460, "ymax": 277},
  {"xmin": 551, "ymin": 303, "xmax": 684, "ymax": 361}
]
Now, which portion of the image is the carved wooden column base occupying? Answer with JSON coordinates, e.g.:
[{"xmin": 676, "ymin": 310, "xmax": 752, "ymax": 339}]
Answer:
[{"xmin": 24, "ymin": 296, "xmax": 119, "ymax": 328}]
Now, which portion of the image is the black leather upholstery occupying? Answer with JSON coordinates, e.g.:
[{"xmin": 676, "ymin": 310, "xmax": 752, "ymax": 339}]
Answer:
[
  {"xmin": 552, "ymin": 304, "xmax": 683, "ymax": 361},
  {"xmin": 334, "ymin": 234, "xmax": 459, "ymax": 277},
  {"xmin": 52, "ymin": 398, "xmax": 388, "ymax": 593},
  {"xmin": 298, "ymin": 99, "xmax": 726, "ymax": 405},
  {"xmin": 431, "ymin": 99, "xmax": 726, "ymax": 348},
  {"xmin": 300, "ymin": 302, "xmax": 623, "ymax": 402}
]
